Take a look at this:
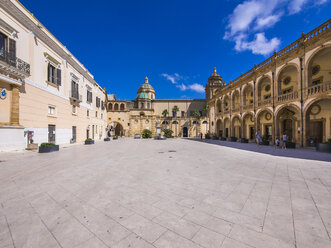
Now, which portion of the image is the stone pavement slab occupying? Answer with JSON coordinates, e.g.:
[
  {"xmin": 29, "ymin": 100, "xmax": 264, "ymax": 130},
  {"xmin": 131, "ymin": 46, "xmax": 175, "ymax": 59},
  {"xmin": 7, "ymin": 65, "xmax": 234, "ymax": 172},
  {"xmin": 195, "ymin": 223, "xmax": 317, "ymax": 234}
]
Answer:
[{"xmin": 0, "ymin": 138, "xmax": 330, "ymax": 248}]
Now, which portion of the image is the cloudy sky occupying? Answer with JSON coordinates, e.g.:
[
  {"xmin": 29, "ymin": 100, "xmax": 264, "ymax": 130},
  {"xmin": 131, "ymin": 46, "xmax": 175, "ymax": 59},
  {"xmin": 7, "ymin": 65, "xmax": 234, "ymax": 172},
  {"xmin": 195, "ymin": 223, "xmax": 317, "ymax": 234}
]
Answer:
[{"xmin": 21, "ymin": 0, "xmax": 331, "ymax": 99}]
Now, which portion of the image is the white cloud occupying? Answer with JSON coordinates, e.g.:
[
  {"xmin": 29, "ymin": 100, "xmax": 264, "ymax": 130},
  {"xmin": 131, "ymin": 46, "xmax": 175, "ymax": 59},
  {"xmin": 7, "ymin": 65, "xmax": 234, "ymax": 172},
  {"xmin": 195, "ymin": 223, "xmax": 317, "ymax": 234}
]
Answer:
[
  {"xmin": 162, "ymin": 73, "xmax": 205, "ymax": 94},
  {"xmin": 161, "ymin": 73, "xmax": 181, "ymax": 84},
  {"xmin": 224, "ymin": 0, "xmax": 329, "ymax": 56},
  {"xmin": 187, "ymin": 83, "xmax": 205, "ymax": 93}
]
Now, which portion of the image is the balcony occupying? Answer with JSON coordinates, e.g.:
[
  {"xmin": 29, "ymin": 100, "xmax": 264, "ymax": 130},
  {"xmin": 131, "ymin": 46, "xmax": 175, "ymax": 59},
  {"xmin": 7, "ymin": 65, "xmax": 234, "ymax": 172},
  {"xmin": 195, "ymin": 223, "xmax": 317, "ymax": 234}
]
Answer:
[
  {"xmin": 257, "ymin": 97, "xmax": 272, "ymax": 107},
  {"xmin": 232, "ymin": 107, "xmax": 240, "ymax": 113},
  {"xmin": 0, "ymin": 51, "xmax": 30, "ymax": 78},
  {"xmin": 69, "ymin": 90, "xmax": 82, "ymax": 105},
  {"xmin": 305, "ymin": 81, "xmax": 331, "ymax": 97},
  {"xmin": 277, "ymin": 90, "xmax": 298, "ymax": 103},
  {"xmin": 243, "ymin": 104, "xmax": 253, "ymax": 110}
]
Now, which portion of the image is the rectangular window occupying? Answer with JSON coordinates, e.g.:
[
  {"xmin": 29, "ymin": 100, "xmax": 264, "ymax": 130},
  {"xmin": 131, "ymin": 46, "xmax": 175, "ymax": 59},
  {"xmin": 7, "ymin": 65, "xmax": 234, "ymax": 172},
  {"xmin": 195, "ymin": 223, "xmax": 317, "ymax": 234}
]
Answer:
[
  {"xmin": 48, "ymin": 106, "xmax": 55, "ymax": 115},
  {"xmin": 72, "ymin": 105, "xmax": 76, "ymax": 114},
  {"xmin": 101, "ymin": 113, "xmax": 103, "ymax": 119},
  {"xmin": 95, "ymin": 111, "xmax": 98, "ymax": 117},
  {"xmin": 0, "ymin": 32, "xmax": 7, "ymax": 58},
  {"xmin": 47, "ymin": 63, "xmax": 61, "ymax": 85},
  {"xmin": 87, "ymin": 110, "xmax": 89, "ymax": 117},
  {"xmin": 71, "ymin": 81, "xmax": 79, "ymax": 99},
  {"xmin": 172, "ymin": 111, "xmax": 176, "ymax": 117},
  {"xmin": 181, "ymin": 111, "xmax": 185, "ymax": 117},
  {"xmin": 87, "ymin": 90, "xmax": 92, "ymax": 103}
]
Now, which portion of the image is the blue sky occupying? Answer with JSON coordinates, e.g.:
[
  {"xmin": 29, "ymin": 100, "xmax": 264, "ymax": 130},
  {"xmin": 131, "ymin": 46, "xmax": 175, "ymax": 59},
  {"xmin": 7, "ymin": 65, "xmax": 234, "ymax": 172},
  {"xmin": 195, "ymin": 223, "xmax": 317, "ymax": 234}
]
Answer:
[{"xmin": 21, "ymin": 0, "xmax": 331, "ymax": 100}]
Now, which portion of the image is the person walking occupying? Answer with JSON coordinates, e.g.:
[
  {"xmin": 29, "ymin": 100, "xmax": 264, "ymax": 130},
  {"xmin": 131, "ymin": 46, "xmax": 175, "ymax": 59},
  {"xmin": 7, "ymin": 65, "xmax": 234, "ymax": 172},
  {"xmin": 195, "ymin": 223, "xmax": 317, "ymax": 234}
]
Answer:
[
  {"xmin": 255, "ymin": 129, "xmax": 262, "ymax": 145},
  {"xmin": 282, "ymin": 133, "xmax": 287, "ymax": 149}
]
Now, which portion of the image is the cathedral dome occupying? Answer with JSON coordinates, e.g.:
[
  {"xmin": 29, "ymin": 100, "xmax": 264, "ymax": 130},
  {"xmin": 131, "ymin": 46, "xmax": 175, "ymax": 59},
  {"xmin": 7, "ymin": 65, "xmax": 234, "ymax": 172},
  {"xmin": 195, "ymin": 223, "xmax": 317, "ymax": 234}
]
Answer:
[
  {"xmin": 136, "ymin": 92, "xmax": 149, "ymax": 99},
  {"xmin": 138, "ymin": 77, "xmax": 154, "ymax": 91}
]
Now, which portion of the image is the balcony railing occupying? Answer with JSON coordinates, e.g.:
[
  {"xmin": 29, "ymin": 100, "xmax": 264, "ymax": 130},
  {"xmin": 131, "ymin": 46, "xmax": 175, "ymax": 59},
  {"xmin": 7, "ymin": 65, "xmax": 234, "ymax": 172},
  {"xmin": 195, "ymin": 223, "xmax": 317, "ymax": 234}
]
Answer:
[
  {"xmin": 257, "ymin": 97, "xmax": 272, "ymax": 106},
  {"xmin": 232, "ymin": 107, "xmax": 240, "ymax": 113},
  {"xmin": 243, "ymin": 104, "xmax": 253, "ymax": 110},
  {"xmin": 70, "ymin": 90, "xmax": 82, "ymax": 101},
  {"xmin": 0, "ymin": 51, "xmax": 30, "ymax": 75},
  {"xmin": 224, "ymin": 110, "xmax": 230, "ymax": 115},
  {"xmin": 277, "ymin": 90, "xmax": 298, "ymax": 103},
  {"xmin": 305, "ymin": 81, "xmax": 331, "ymax": 97}
]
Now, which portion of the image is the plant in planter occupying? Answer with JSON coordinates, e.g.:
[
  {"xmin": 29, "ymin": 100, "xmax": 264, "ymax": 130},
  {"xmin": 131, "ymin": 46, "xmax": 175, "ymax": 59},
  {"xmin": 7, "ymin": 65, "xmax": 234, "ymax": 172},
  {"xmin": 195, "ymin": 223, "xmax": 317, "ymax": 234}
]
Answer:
[
  {"xmin": 142, "ymin": 129, "xmax": 152, "ymax": 139},
  {"xmin": 286, "ymin": 141, "xmax": 296, "ymax": 149},
  {"xmin": 39, "ymin": 142, "xmax": 59, "ymax": 153},
  {"xmin": 85, "ymin": 138, "xmax": 95, "ymax": 145},
  {"xmin": 220, "ymin": 137, "xmax": 226, "ymax": 141},
  {"xmin": 230, "ymin": 136, "xmax": 238, "ymax": 142},
  {"xmin": 104, "ymin": 137, "xmax": 111, "ymax": 141},
  {"xmin": 205, "ymin": 132, "xmax": 211, "ymax": 139},
  {"xmin": 113, "ymin": 136, "xmax": 118, "ymax": 140},
  {"xmin": 261, "ymin": 135, "xmax": 270, "ymax": 145},
  {"xmin": 163, "ymin": 129, "xmax": 173, "ymax": 138},
  {"xmin": 240, "ymin": 138, "xmax": 248, "ymax": 143},
  {"xmin": 212, "ymin": 135, "xmax": 218, "ymax": 140},
  {"xmin": 316, "ymin": 139, "xmax": 331, "ymax": 153}
]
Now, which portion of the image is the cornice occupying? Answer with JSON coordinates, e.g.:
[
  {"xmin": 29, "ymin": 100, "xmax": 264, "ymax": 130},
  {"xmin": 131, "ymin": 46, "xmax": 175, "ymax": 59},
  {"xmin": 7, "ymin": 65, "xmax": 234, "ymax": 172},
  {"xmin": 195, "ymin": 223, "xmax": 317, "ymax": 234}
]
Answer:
[{"xmin": 0, "ymin": 0, "xmax": 104, "ymax": 92}]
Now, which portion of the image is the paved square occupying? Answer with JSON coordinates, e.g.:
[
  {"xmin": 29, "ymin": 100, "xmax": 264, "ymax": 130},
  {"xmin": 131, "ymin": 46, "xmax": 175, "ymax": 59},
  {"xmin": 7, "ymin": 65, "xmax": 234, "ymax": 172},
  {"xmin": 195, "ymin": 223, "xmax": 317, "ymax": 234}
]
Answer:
[{"xmin": 0, "ymin": 139, "xmax": 331, "ymax": 248}]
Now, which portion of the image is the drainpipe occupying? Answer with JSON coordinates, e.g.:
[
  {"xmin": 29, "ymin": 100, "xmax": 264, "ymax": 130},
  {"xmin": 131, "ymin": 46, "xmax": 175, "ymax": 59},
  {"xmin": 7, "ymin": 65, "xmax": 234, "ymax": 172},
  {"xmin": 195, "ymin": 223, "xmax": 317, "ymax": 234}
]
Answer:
[
  {"xmin": 300, "ymin": 57, "xmax": 304, "ymax": 147},
  {"xmin": 272, "ymin": 71, "xmax": 275, "ymax": 145}
]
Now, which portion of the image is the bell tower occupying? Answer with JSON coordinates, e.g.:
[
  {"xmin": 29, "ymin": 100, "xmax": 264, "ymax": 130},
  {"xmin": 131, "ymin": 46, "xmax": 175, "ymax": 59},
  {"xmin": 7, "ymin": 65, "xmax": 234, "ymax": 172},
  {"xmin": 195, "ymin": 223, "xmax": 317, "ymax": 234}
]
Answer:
[{"xmin": 205, "ymin": 67, "xmax": 224, "ymax": 100}]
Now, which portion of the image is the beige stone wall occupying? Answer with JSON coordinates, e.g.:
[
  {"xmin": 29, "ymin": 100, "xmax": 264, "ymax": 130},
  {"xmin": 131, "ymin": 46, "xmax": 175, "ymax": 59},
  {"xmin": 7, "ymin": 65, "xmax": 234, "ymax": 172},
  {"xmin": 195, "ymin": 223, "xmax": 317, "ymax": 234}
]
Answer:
[{"xmin": 0, "ymin": 81, "xmax": 12, "ymax": 124}]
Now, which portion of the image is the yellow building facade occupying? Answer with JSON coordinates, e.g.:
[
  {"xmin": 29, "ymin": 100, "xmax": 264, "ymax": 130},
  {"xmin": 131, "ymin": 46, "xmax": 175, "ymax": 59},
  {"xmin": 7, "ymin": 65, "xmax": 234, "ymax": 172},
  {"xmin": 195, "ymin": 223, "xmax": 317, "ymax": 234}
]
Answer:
[
  {"xmin": 0, "ymin": 0, "xmax": 107, "ymax": 151},
  {"xmin": 208, "ymin": 19, "xmax": 331, "ymax": 147}
]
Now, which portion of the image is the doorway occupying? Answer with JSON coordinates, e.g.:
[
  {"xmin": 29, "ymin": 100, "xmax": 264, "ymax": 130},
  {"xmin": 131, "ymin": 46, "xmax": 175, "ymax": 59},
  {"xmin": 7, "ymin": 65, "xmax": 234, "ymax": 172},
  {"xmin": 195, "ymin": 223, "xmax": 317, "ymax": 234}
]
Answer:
[
  {"xmin": 72, "ymin": 126, "xmax": 76, "ymax": 143},
  {"xmin": 183, "ymin": 127, "xmax": 188, "ymax": 137},
  {"xmin": 309, "ymin": 121, "xmax": 323, "ymax": 143},
  {"xmin": 283, "ymin": 119, "xmax": 293, "ymax": 141},
  {"xmin": 48, "ymin": 125, "xmax": 56, "ymax": 143},
  {"xmin": 250, "ymin": 126, "xmax": 254, "ymax": 140}
]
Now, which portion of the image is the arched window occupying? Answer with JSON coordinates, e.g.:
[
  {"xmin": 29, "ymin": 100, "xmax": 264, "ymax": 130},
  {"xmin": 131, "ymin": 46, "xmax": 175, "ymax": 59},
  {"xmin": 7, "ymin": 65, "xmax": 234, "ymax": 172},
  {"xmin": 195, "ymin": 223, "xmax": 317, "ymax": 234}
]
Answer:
[
  {"xmin": 172, "ymin": 121, "xmax": 178, "ymax": 124},
  {"xmin": 120, "ymin": 103, "xmax": 125, "ymax": 110},
  {"xmin": 114, "ymin": 103, "xmax": 119, "ymax": 110},
  {"xmin": 162, "ymin": 121, "xmax": 169, "ymax": 125},
  {"xmin": 108, "ymin": 103, "xmax": 113, "ymax": 110}
]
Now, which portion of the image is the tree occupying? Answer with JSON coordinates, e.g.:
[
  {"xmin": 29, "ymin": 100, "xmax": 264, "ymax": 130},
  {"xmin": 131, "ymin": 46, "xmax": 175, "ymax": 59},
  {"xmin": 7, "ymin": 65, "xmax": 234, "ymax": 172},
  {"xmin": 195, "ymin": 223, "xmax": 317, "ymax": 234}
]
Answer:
[
  {"xmin": 193, "ymin": 110, "xmax": 201, "ymax": 137},
  {"xmin": 203, "ymin": 104, "xmax": 209, "ymax": 134},
  {"xmin": 142, "ymin": 129, "xmax": 152, "ymax": 139},
  {"xmin": 172, "ymin": 105, "xmax": 179, "ymax": 137},
  {"xmin": 162, "ymin": 109, "xmax": 168, "ymax": 117}
]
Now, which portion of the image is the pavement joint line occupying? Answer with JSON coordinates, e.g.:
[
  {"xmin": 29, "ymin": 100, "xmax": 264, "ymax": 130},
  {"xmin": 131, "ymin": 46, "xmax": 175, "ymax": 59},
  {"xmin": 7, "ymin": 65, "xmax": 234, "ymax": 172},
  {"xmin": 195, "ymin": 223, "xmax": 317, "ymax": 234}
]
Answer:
[{"xmin": 287, "ymin": 164, "xmax": 298, "ymax": 248}]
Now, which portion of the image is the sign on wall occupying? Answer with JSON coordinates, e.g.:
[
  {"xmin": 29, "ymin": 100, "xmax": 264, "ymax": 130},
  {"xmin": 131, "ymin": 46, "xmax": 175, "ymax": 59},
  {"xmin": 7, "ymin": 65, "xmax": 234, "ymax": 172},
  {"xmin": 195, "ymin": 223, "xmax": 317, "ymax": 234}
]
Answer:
[{"xmin": 0, "ymin": 88, "xmax": 7, "ymax": 100}]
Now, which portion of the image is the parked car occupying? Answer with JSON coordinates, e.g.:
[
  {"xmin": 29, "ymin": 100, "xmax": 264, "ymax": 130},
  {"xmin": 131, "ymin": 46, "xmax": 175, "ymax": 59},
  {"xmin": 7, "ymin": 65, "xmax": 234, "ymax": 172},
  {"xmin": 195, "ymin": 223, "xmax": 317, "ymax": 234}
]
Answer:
[
  {"xmin": 154, "ymin": 135, "xmax": 166, "ymax": 140},
  {"xmin": 134, "ymin": 134, "xmax": 141, "ymax": 139}
]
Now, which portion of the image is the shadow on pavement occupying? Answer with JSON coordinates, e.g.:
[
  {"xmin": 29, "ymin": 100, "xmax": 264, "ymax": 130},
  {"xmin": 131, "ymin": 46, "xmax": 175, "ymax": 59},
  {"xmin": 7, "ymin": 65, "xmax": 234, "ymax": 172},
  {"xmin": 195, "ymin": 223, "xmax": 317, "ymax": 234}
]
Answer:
[{"xmin": 189, "ymin": 138, "xmax": 331, "ymax": 162}]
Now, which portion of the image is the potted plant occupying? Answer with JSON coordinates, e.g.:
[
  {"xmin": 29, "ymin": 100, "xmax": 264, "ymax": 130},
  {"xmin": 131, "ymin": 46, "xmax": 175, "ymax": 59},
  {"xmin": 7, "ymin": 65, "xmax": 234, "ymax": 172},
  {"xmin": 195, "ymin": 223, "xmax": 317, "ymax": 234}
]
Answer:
[
  {"xmin": 316, "ymin": 139, "xmax": 331, "ymax": 153},
  {"xmin": 85, "ymin": 138, "xmax": 94, "ymax": 144},
  {"xmin": 104, "ymin": 137, "xmax": 110, "ymax": 141},
  {"xmin": 142, "ymin": 129, "xmax": 152, "ymax": 139},
  {"xmin": 240, "ymin": 138, "xmax": 248, "ymax": 143},
  {"xmin": 230, "ymin": 136, "xmax": 238, "ymax": 142},
  {"xmin": 220, "ymin": 137, "xmax": 226, "ymax": 141},
  {"xmin": 212, "ymin": 135, "xmax": 218, "ymax": 140},
  {"xmin": 261, "ymin": 135, "xmax": 269, "ymax": 145},
  {"xmin": 205, "ymin": 132, "xmax": 211, "ymax": 139},
  {"xmin": 286, "ymin": 141, "xmax": 296, "ymax": 149},
  {"xmin": 39, "ymin": 143, "xmax": 59, "ymax": 153}
]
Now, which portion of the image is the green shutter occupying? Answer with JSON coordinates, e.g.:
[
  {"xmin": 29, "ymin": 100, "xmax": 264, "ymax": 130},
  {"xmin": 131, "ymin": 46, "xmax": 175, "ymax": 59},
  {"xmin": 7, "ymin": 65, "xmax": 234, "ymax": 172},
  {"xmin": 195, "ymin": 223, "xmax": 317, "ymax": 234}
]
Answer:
[
  {"xmin": 8, "ymin": 38, "xmax": 16, "ymax": 66},
  {"xmin": 56, "ymin": 69, "xmax": 61, "ymax": 85}
]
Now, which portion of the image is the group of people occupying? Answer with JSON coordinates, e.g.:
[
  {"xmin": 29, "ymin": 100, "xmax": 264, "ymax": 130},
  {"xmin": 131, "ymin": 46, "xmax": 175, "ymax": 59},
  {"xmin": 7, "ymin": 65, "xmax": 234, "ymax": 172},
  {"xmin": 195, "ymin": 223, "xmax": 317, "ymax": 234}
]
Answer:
[{"xmin": 255, "ymin": 129, "xmax": 288, "ymax": 149}]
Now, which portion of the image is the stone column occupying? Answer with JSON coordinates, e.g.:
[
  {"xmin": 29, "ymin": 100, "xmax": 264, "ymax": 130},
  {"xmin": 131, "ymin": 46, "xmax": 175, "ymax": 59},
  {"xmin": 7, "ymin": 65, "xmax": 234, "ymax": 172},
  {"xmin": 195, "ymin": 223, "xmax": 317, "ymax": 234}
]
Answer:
[{"xmin": 10, "ymin": 85, "xmax": 20, "ymax": 126}]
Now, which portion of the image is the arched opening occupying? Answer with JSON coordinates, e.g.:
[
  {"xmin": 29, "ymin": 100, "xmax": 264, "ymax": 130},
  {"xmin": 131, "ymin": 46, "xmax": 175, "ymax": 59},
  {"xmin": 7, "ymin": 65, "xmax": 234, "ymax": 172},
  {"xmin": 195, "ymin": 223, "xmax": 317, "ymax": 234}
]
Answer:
[
  {"xmin": 114, "ymin": 103, "xmax": 119, "ymax": 111},
  {"xmin": 120, "ymin": 103, "xmax": 125, "ymax": 110},
  {"xmin": 243, "ymin": 113, "xmax": 254, "ymax": 140},
  {"xmin": 276, "ymin": 105, "xmax": 300, "ymax": 143},
  {"xmin": 183, "ymin": 127, "xmax": 188, "ymax": 137},
  {"xmin": 216, "ymin": 99, "xmax": 222, "ymax": 114},
  {"xmin": 307, "ymin": 47, "xmax": 331, "ymax": 90},
  {"xmin": 257, "ymin": 109, "xmax": 273, "ymax": 142},
  {"xmin": 216, "ymin": 119, "xmax": 223, "ymax": 137},
  {"xmin": 223, "ymin": 96, "xmax": 230, "ymax": 113},
  {"xmin": 243, "ymin": 85, "xmax": 253, "ymax": 108},
  {"xmin": 232, "ymin": 91, "xmax": 240, "ymax": 112},
  {"xmin": 257, "ymin": 77, "xmax": 271, "ymax": 105},
  {"xmin": 108, "ymin": 103, "xmax": 113, "ymax": 110},
  {"xmin": 115, "ymin": 123, "xmax": 124, "ymax": 137},
  {"xmin": 224, "ymin": 118, "xmax": 230, "ymax": 138},
  {"xmin": 231, "ymin": 116, "xmax": 241, "ymax": 138},
  {"xmin": 305, "ymin": 98, "xmax": 331, "ymax": 146},
  {"xmin": 277, "ymin": 65, "xmax": 299, "ymax": 98}
]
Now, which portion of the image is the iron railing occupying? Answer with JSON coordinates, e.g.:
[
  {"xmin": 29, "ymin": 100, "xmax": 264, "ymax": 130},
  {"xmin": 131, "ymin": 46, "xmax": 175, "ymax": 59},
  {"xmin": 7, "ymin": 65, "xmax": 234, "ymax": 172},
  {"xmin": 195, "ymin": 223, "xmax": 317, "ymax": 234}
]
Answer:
[{"xmin": 0, "ymin": 50, "xmax": 30, "ymax": 75}]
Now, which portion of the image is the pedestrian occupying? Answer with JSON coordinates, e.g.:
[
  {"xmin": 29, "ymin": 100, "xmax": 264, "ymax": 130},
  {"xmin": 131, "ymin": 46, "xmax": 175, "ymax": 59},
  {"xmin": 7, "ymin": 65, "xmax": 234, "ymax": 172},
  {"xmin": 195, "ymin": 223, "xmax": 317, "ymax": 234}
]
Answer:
[
  {"xmin": 275, "ymin": 137, "xmax": 280, "ymax": 148},
  {"xmin": 282, "ymin": 133, "xmax": 287, "ymax": 149},
  {"xmin": 200, "ymin": 133, "xmax": 203, "ymax": 139},
  {"xmin": 255, "ymin": 129, "xmax": 262, "ymax": 145}
]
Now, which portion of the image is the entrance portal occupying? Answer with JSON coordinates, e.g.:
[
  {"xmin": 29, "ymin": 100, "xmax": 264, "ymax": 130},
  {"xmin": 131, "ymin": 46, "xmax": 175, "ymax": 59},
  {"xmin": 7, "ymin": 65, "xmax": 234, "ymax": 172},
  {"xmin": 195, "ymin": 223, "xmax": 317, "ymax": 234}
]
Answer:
[
  {"xmin": 309, "ymin": 121, "xmax": 323, "ymax": 143},
  {"xmin": 283, "ymin": 119, "xmax": 293, "ymax": 141},
  {"xmin": 115, "ymin": 123, "xmax": 124, "ymax": 137},
  {"xmin": 183, "ymin": 127, "xmax": 188, "ymax": 137}
]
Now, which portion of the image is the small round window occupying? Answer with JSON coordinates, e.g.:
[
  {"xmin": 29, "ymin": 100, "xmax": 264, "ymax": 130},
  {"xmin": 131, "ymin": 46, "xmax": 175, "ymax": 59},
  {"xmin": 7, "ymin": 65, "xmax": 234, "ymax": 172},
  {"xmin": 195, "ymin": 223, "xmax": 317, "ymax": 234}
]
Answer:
[
  {"xmin": 284, "ymin": 77, "xmax": 291, "ymax": 85},
  {"xmin": 312, "ymin": 65, "xmax": 320, "ymax": 76},
  {"xmin": 265, "ymin": 85, "xmax": 271, "ymax": 92}
]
